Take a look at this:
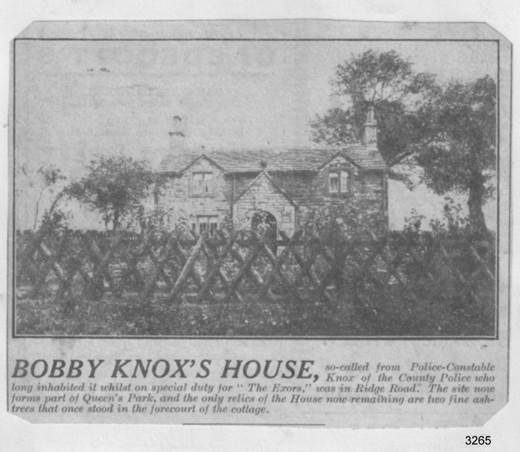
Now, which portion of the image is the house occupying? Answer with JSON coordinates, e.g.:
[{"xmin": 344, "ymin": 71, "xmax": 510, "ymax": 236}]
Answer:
[{"xmin": 155, "ymin": 110, "xmax": 388, "ymax": 237}]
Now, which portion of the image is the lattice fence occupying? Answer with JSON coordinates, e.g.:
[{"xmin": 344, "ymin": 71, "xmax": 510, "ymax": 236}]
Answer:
[{"xmin": 15, "ymin": 228, "xmax": 495, "ymax": 311}]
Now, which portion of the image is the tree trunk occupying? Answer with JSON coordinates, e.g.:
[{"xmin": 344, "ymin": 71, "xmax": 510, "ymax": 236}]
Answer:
[
  {"xmin": 468, "ymin": 174, "xmax": 487, "ymax": 232},
  {"xmin": 112, "ymin": 211, "xmax": 120, "ymax": 231},
  {"xmin": 33, "ymin": 188, "xmax": 46, "ymax": 230}
]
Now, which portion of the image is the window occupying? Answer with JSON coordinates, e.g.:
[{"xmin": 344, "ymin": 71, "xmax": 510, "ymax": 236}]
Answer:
[
  {"xmin": 329, "ymin": 170, "xmax": 349, "ymax": 194},
  {"xmin": 340, "ymin": 170, "xmax": 349, "ymax": 193},
  {"xmin": 328, "ymin": 172, "xmax": 339, "ymax": 193},
  {"xmin": 194, "ymin": 215, "xmax": 219, "ymax": 236},
  {"xmin": 192, "ymin": 172, "xmax": 213, "ymax": 196}
]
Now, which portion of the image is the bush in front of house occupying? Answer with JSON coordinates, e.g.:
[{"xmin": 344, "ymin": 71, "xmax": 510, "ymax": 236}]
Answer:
[{"xmin": 15, "ymin": 201, "xmax": 495, "ymax": 337}]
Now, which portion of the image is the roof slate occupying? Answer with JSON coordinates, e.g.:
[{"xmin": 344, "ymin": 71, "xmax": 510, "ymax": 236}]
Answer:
[
  {"xmin": 159, "ymin": 146, "xmax": 387, "ymax": 174},
  {"xmin": 234, "ymin": 170, "xmax": 298, "ymax": 206}
]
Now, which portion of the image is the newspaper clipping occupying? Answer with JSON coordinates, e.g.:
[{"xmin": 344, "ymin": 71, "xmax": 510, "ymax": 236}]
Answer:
[{"xmin": 7, "ymin": 20, "xmax": 511, "ymax": 427}]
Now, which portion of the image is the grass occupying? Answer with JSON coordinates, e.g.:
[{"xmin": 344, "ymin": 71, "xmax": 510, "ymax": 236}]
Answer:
[{"xmin": 15, "ymin": 287, "xmax": 495, "ymax": 337}]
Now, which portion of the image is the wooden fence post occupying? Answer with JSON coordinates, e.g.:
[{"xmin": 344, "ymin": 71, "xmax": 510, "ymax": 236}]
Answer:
[{"xmin": 169, "ymin": 235, "xmax": 204, "ymax": 302}]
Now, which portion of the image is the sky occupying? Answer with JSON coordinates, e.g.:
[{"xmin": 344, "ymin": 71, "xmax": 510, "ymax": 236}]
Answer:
[{"xmin": 13, "ymin": 39, "xmax": 498, "ymax": 230}]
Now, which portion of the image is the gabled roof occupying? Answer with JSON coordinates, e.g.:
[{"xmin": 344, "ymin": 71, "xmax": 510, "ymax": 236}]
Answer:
[
  {"xmin": 176, "ymin": 154, "xmax": 227, "ymax": 174},
  {"xmin": 317, "ymin": 151, "xmax": 361, "ymax": 170},
  {"xmin": 234, "ymin": 170, "xmax": 298, "ymax": 206},
  {"xmin": 159, "ymin": 145, "xmax": 387, "ymax": 174}
]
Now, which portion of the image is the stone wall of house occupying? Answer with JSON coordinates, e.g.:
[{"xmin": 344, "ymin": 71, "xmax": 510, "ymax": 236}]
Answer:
[
  {"xmin": 232, "ymin": 159, "xmax": 387, "ymax": 234},
  {"xmin": 156, "ymin": 154, "xmax": 387, "ymax": 234},
  {"xmin": 157, "ymin": 157, "xmax": 231, "ymax": 228},
  {"xmin": 233, "ymin": 173, "xmax": 257, "ymax": 198},
  {"xmin": 233, "ymin": 174, "xmax": 296, "ymax": 236},
  {"xmin": 233, "ymin": 172, "xmax": 315, "ymax": 205},
  {"xmin": 295, "ymin": 156, "xmax": 388, "ymax": 234},
  {"xmin": 270, "ymin": 171, "xmax": 316, "ymax": 204}
]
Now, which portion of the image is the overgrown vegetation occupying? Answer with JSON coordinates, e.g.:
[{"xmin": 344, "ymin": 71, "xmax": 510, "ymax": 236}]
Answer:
[
  {"xmin": 65, "ymin": 155, "xmax": 157, "ymax": 231},
  {"xmin": 16, "ymin": 282, "xmax": 494, "ymax": 337},
  {"xmin": 16, "ymin": 205, "xmax": 495, "ymax": 337},
  {"xmin": 311, "ymin": 49, "xmax": 496, "ymax": 231}
]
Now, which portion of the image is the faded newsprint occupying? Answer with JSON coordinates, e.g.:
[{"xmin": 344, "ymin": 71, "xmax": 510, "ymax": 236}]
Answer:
[{"xmin": 7, "ymin": 20, "xmax": 511, "ymax": 427}]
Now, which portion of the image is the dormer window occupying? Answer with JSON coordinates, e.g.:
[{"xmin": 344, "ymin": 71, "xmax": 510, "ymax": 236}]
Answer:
[
  {"xmin": 328, "ymin": 170, "xmax": 349, "ymax": 194},
  {"xmin": 192, "ymin": 172, "xmax": 213, "ymax": 196}
]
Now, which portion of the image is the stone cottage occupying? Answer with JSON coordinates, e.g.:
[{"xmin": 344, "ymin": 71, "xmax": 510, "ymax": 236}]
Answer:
[{"xmin": 155, "ymin": 110, "xmax": 388, "ymax": 237}]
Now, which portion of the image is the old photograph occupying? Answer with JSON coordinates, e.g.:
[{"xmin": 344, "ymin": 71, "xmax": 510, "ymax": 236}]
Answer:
[
  {"xmin": 13, "ymin": 31, "xmax": 498, "ymax": 337},
  {"xmin": 4, "ymin": 17, "xmax": 513, "ymax": 432}
]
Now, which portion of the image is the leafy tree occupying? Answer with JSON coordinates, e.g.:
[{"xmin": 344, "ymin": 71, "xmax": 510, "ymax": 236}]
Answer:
[
  {"xmin": 416, "ymin": 76, "xmax": 496, "ymax": 231},
  {"xmin": 312, "ymin": 50, "xmax": 496, "ymax": 231},
  {"xmin": 311, "ymin": 50, "xmax": 439, "ymax": 165},
  {"xmin": 66, "ymin": 156, "xmax": 155, "ymax": 231}
]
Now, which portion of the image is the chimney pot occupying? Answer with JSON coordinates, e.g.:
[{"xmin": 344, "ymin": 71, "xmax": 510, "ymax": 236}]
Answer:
[{"xmin": 169, "ymin": 115, "xmax": 186, "ymax": 151}]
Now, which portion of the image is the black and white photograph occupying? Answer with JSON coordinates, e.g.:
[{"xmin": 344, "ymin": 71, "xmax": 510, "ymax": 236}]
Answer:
[{"xmin": 12, "ymin": 30, "xmax": 499, "ymax": 338}]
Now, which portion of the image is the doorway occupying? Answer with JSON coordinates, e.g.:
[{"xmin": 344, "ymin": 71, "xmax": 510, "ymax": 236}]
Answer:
[{"xmin": 251, "ymin": 210, "xmax": 277, "ymax": 248}]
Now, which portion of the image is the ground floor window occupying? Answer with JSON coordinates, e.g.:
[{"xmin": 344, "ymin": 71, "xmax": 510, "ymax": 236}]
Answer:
[{"xmin": 192, "ymin": 215, "xmax": 219, "ymax": 236}]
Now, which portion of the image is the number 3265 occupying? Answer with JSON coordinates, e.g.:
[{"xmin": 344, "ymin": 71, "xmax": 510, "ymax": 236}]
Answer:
[{"xmin": 465, "ymin": 435, "xmax": 491, "ymax": 446}]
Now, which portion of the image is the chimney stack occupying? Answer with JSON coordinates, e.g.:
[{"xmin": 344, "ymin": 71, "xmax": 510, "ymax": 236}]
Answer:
[
  {"xmin": 363, "ymin": 105, "xmax": 378, "ymax": 148},
  {"xmin": 169, "ymin": 115, "xmax": 186, "ymax": 151}
]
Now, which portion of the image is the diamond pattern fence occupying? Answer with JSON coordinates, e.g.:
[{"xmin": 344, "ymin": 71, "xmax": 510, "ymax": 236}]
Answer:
[{"xmin": 15, "ymin": 228, "xmax": 496, "ymax": 316}]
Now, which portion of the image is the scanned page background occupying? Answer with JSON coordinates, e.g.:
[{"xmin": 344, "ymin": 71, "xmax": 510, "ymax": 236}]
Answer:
[{"xmin": 1, "ymin": 1, "xmax": 520, "ymax": 451}]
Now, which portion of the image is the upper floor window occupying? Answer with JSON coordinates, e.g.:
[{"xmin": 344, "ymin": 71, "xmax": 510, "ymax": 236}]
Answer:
[
  {"xmin": 192, "ymin": 172, "xmax": 213, "ymax": 196},
  {"xmin": 328, "ymin": 170, "xmax": 349, "ymax": 193}
]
